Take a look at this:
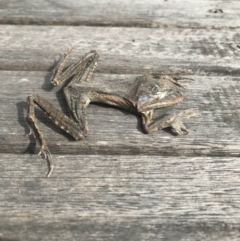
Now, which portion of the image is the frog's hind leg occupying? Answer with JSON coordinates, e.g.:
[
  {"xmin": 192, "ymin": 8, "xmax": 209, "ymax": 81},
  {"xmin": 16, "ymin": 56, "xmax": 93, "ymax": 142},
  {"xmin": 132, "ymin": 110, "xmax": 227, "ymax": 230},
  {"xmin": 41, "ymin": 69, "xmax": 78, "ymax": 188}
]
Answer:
[
  {"xmin": 26, "ymin": 94, "xmax": 54, "ymax": 178},
  {"xmin": 51, "ymin": 46, "xmax": 99, "ymax": 86},
  {"xmin": 141, "ymin": 108, "xmax": 201, "ymax": 135},
  {"xmin": 67, "ymin": 50, "xmax": 99, "ymax": 87},
  {"xmin": 26, "ymin": 94, "xmax": 84, "ymax": 177},
  {"xmin": 63, "ymin": 87, "xmax": 91, "ymax": 137}
]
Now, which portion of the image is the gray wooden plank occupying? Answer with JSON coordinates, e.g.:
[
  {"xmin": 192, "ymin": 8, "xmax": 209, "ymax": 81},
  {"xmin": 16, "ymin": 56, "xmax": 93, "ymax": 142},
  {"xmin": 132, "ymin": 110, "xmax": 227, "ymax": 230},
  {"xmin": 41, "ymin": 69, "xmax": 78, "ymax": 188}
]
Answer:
[
  {"xmin": 0, "ymin": 0, "xmax": 239, "ymax": 29},
  {"xmin": 0, "ymin": 71, "xmax": 239, "ymax": 156},
  {"xmin": 0, "ymin": 1, "xmax": 238, "ymax": 240},
  {"xmin": 0, "ymin": 154, "xmax": 240, "ymax": 240},
  {"xmin": 0, "ymin": 25, "xmax": 239, "ymax": 75}
]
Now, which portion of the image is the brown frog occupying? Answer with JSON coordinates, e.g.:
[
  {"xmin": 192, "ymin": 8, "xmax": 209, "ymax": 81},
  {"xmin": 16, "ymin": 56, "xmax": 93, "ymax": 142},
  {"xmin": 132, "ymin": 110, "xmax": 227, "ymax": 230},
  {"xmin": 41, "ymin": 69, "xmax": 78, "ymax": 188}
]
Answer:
[{"xmin": 26, "ymin": 47, "xmax": 201, "ymax": 177}]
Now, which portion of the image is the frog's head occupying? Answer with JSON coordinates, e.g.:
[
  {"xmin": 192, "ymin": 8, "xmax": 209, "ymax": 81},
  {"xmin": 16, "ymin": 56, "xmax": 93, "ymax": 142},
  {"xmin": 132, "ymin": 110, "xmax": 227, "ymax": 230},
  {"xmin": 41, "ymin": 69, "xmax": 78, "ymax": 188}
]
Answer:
[{"xmin": 137, "ymin": 83, "xmax": 183, "ymax": 112}]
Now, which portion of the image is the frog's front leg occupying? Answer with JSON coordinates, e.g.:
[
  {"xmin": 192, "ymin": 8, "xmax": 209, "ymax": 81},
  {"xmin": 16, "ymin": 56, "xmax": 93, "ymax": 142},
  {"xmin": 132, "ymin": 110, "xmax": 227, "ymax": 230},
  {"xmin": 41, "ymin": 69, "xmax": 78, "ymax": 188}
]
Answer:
[{"xmin": 141, "ymin": 108, "xmax": 201, "ymax": 135}]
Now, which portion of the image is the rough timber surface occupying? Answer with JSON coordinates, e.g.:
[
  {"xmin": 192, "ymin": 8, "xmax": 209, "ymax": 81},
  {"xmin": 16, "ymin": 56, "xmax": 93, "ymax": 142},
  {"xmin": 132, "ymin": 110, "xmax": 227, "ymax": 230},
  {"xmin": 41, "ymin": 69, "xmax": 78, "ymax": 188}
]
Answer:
[
  {"xmin": 0, "ymin": 0, "xmax": 240, "ymax": 241},
  {"xmin": 1, "ymin": 154, "xmax": 240, "ymax": 241},
  {"xmin": 0, "ymin": 71, "xmax": 240, "ymax": 157},
  {"xmin": 0, "ymin": 25, "xmax": 240, "ymax": 75},
  {"xmin": 0, "ymin": 0, "xmax": 240, "ymax": 29}
]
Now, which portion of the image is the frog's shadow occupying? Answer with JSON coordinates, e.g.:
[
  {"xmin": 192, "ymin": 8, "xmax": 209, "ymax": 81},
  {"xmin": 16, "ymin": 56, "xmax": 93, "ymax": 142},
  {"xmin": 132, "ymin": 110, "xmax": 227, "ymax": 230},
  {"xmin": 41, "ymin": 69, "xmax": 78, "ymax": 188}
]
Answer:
[{"xmin": 16, "ymin": 101, "xmax": 36, "ymax": 154}]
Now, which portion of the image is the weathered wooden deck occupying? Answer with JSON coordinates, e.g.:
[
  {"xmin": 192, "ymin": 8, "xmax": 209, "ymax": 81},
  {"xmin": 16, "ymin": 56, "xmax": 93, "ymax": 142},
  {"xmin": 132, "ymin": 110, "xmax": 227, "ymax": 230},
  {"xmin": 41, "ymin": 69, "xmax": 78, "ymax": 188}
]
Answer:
[{"xmin": 1, "ymin": 1, "xmax": 240, "ymax": 240}]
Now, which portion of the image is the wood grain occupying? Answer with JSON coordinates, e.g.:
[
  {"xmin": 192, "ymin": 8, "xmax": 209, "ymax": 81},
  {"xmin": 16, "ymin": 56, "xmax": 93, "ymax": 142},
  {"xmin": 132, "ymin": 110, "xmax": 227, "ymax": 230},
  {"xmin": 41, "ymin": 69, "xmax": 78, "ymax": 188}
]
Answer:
[
  {"xmin": 0, "ymin": 154, "xmax": 240, "ymax": 240},
  {"xmin": 0, "ymin": 71, "xmax": 239, "ymax": 157},
  {"xmin": 0, "ymin": 0, "xmax": 239, "ymax": 29},
  {"xmin": 0, "ymin": 25, "xmax": 239, "ymax": 75},
  {"xmin": 0, "ymin": 1, "xmax": 239, "ymax": 240}
]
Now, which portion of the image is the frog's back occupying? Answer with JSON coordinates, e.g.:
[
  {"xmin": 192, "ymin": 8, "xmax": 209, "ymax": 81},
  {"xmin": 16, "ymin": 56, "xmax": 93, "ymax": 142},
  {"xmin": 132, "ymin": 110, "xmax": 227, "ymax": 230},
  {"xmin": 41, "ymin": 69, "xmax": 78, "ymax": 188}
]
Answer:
[
  {"xmin": 75, "ymin": 76, "xmax": 137, "ymax": 98},
  {"xmin": 130, "ymin": 75, "xmax": 184, "ymax": 112},
  {"xmin": 74, "ymin": 74, "xmax": 182, "ymax": 104}
]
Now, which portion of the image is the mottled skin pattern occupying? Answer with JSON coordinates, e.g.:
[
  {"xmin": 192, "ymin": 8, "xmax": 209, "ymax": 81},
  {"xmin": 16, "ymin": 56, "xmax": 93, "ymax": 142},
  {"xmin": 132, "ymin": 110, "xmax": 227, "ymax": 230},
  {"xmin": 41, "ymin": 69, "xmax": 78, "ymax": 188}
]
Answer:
[{"xmin": 26, "ymin": 47, "xmax": 201, "ymax": 177}]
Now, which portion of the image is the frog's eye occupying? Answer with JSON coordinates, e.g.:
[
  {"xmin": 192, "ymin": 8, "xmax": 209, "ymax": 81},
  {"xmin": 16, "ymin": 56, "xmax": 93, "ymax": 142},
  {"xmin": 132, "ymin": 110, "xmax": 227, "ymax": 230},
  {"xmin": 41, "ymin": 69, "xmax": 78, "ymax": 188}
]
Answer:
[{"xmin": 151, "ymin": 85, "xmax": 160, "ymax": 95}]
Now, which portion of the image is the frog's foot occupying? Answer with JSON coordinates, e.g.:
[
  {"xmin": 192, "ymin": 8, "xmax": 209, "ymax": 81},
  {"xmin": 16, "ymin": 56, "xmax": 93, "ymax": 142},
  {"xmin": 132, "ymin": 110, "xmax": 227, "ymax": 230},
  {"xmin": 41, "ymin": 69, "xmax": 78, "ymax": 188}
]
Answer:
[
  {"xmin": 142, "ymin": 108, "xmax": 201, "ymax": 135},
  {"xmin": 171, "ymin": 108, "xmax": 201, "ymax": 135},
  {"xmin": 38, "ymin": 146, "xmax": 54, "ymax": 178},
  {"xmin": 171, "ymin": 120, "xmax": 189, "ymax": 135}
]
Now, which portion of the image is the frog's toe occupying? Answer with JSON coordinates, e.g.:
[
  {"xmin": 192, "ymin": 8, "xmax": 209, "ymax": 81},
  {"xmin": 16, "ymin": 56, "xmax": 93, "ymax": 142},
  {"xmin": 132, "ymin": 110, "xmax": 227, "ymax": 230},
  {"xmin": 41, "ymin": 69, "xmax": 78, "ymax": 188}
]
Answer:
[
  {"xmin": 37, "ymin": 146, "xmax": 54, "ymax": 178},
  {"xmin": 171, "ymin": 118, "xmax": 190, "ymax": 135}
]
